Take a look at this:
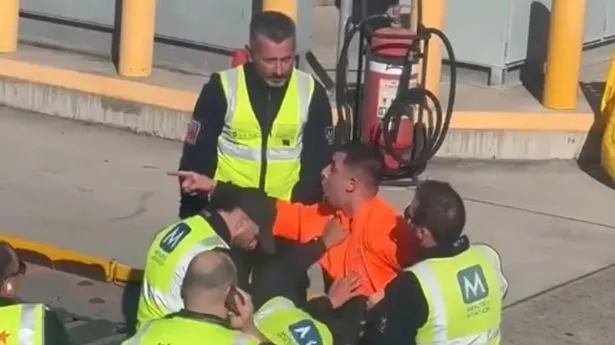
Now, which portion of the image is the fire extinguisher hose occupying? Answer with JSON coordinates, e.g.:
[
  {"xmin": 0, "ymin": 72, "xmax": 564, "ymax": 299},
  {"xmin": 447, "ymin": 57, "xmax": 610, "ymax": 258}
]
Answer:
[
  {"xmin": 335, "ymin": 14, "xmax": 389, "ymax": 144},
  {"xmin": 382, "ymin": 27, "xmax": 457, "ymax": 173}
]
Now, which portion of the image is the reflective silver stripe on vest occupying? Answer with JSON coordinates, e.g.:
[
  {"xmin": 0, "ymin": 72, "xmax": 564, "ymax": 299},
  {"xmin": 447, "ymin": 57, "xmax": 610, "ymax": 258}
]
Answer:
[
  {"xmin": 412, "ymin": 263, "xmax": 500, "ymax": 345},
  {"xmin": 218, "ymin": 68, "xmax": 312, "ymax": 162},
  {"xmin": 222, "ymin": 68, "xmax": 239, "ymax": 123},
  {"xmin": 127, "ymin": 322, "xmax": 153, "ymax": 344},
  {"xmin": 232, "ymin": 333, "xmax": 255, "ymax": 345},
  {"xmin": 19, "ymin": 304, "xmax": 41, "ymax": 345},
  {"xmin": 295, "ymin": 71, "xmax": 312, "ymax": 125}
]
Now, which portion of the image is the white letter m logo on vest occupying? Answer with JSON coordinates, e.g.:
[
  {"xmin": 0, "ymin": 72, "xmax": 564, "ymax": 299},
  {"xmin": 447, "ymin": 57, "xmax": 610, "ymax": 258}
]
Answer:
[
  {"xmin": 159, "ymin": 223, "xmax": 191, "ymax": 253},
  {"xmin": 457, "ymin": 265, "xmax": 489, "ymax": 304}
]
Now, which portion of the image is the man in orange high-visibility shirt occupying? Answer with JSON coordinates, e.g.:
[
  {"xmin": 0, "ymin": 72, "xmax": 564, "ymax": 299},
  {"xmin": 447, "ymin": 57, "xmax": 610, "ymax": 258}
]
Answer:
[{"xmin": 172, "ymin": 142, "xmax": 420, "ymax": 343}]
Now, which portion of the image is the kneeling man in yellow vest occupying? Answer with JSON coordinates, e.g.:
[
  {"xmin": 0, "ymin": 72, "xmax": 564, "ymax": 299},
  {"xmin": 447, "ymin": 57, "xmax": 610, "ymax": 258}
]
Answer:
[
  {"xmin": 242, "ymin": 296, "xmax": 333, "ymax": 345},
  {"xmin": 361, "ymin": 180, "xmax": 509, "ymax": 345},
  {"xmin": 135, "ymin": 186, "xmax": 277, "ymax": 329},
  {"xmin": 125, "ymin": 250, "xmax": 333, "ymax": 345},
  {"xmin": 124, "ymin": 250, "xmax": 260, "ymax": 344}
]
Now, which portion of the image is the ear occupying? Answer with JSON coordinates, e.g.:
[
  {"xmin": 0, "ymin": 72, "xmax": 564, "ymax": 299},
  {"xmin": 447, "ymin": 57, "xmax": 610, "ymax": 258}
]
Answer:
[
  {"xmin": 245, "ymin": 45, "xmax": 254, "ymax": 62},
  {"xmin": 415, "ymin": 227, "xmax": 430, "ymax": 241},
  {"xmin": 1, "ymin": 279, "xmax": 15, "ymax": 298},
  {"xmin": 345, "ymin": 177, "xmax": 358, "ymax": 193}
]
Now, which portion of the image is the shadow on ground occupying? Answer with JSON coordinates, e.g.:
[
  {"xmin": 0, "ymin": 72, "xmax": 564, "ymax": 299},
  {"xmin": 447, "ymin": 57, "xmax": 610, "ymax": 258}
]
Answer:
[
  {"xmin": 121, "ymin": 283, "xmax": 141, "ymax": 335},
  {"xmin": 578, "ymin": 81, "xmax": 615, "ymax": 190}
]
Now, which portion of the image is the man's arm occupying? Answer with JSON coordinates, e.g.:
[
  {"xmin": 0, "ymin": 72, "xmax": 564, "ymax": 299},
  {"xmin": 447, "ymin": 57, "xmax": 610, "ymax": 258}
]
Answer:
[
  {"xmin": 44, "ymin": 308, "xmax": 73, "ymax": 345},
  {"xmin": 291, "ymin": 80, "xmax": 334, "ymax": 205},
  {"xmin": 178, "ymin": 74, "xmax": 227, "ymax": 218},
  {"xmin": 250, "ymin": 239, "xmax": 327, "ymax": 308},
  {"xmin": 362, "ymin": 274, "xmax": 427, "ymax": 345}
]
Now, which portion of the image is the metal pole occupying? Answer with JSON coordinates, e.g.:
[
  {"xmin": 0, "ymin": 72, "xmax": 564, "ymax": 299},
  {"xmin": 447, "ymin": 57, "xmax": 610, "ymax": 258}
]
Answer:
[
  {"xmin": 422, "ymin": 0, "xmax": 445, "ymax": 97},
  {"xmin": 543, "ymin": 0, "xmax": 587, "ymax": 110},
  {"xmin": 118, "ymin": 0, "xmax": 157, "ymax": 77},
  {"xmin": 0, "ymin": 0, "xmax": 19, "ymax": 53},
  {"xmin": 263, "ymin": 0, "xmax": 298, "ymax": 22}
]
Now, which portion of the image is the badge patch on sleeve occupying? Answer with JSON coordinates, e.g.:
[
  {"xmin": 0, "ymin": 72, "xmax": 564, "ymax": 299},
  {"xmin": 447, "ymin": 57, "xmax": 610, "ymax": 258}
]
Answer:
[
  {"xmin": 324, "ymin": 126, "xmax": 335, "ymax": 145},
  {"xmin": 184, "ymin": 120, "xmax": 202, "ymax": 145}
]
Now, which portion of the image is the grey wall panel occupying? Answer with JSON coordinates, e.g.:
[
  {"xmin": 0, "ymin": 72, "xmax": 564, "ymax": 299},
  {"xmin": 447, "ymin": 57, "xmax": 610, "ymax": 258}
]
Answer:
[
  {"xmin": 506, "ymin": 0, "xmax": 550, "ymax": 65},
  {"xmin": 584, "ymin": 0, "xmax": 608, "ymax": 43},
  {"xmin": 606, "ymin": 0, "xmax": 615, "ymax": 36},
  {"xmin": 21, "ymin": 0, "xmax": 115, "ymax": 27},
  {"xmin": 155, "ymin": 0, "xmax": 252, "ymax": 49},
  {"xmin": 298, "ymin": 0, "xmax": 312, "ymax": 53},
  {"xmin": 444, "ymin": 0, "xmax": 511, "ymax": 68}
]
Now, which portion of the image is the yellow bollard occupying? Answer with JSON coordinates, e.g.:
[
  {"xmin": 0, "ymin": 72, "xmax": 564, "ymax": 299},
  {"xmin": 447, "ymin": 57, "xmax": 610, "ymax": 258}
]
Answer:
[
  {"xmin": 543, "ymin": 0, "xmax": 587, "ymax": 110},
  {"xmin": 118, "ymin": 0, "xmax": 157, "ymax": 77},
  {"xmin": 422, "ymin": 0, "xmax": 446, "ymax": 97},
  {"xmin": 0, "ymin": 0, "xmax": 19, "ymax": 53},
  {"xmin": 262, "ymin": 0, "xmax": 297, "ymax": 23}
]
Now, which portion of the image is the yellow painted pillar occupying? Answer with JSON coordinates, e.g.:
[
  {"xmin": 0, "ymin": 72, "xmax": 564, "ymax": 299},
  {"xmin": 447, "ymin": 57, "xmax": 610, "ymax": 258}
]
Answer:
[
  {"xmin": 0, "ymin": 0, "xmax": 20, "ymax": 53},
  {"xmin": 262, "ymin": 0, "xmax": 297, "ymax": 23},
  {"xmin": 422, "ymin": 0, "xmax": 446, "ymax": 97},
  {"xmin": 543, "ymin": 0, "xmax": 587, "ymax": 110},
  {"xmin": 118, "ymin": 0, "xmax": 156, "ymax": 77}
]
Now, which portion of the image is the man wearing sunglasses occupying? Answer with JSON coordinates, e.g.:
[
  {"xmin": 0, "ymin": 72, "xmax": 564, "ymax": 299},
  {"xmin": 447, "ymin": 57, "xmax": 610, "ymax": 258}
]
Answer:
[
  {"xmin": 0, "ymin": 241, "xmax": 72, "ymax": 345},
  {"xmin": 360, "ymin": 180, "xmax": 509, "ymax": 345}
]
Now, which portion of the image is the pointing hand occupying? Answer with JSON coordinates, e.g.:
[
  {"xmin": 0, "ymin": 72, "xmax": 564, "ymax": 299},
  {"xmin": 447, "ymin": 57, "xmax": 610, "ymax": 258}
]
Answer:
[{"xmin": 168, "ymin": 171, "xmax": 216, "ymax": 195}]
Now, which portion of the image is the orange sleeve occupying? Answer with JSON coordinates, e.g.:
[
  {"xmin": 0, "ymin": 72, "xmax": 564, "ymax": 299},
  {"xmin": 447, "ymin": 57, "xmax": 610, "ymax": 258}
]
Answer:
[{"xmin": 272, "ymin": 200, "xmax": 302, "ymax": 241}]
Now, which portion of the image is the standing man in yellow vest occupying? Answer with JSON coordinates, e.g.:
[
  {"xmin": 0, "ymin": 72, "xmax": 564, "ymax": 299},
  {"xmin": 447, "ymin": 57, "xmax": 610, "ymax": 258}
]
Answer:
[
  {"xmin": 125, "ymin": 250, "xmax": 260, "ymax": 344},
  {"xmin": 178, "ymin": 10, "xmax": 334, "ymax": 219},
  {"xmin": 362, "ymin": 180, "xmax": 509, "ymax": 345},
  {"xmin": 136, "ymin": 188, "xmax": 276, "ymax": 329},
  {"xmin": 0, "ymin": 241, "xmax": 72, "ymax": 344}
]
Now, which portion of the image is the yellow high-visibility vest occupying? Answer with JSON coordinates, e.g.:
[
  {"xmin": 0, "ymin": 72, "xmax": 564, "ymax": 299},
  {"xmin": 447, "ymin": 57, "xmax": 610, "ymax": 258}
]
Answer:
[
  {"xmin": 0, "ymin": 303, "xmax": 45, "ymax": 345},
  {"xmin": 406, "ymin": 244, "xmax": 507, "ymax": 345},
  {"xmin": 123, "ymin": 315, "xmax": 260, "ymax": 345},
  {"xmin": 600, "ymin": 50, "xmax": 615, "ymax": 183},
  {"xmin": 215, "ymin": 66, "xmax": 315, "ymax": 201},
  {"xmin": 253, "ymin": 296, "xmax": 333, "ymax": 345},
  {"xmin": 136, "ymin": 214, "xmax": 229, "ymax": 329}
]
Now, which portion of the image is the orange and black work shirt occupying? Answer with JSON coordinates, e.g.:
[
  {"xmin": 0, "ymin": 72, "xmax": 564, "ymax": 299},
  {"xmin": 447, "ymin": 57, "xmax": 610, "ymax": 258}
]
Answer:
[{"xmin": 273, "ymin": 196, "xmax": 419, "ymax": 297}]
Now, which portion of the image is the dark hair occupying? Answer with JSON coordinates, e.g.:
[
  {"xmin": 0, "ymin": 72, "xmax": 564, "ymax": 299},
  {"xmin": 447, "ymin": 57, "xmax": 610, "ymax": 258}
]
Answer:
[
  {"xmin": 249, "ymin": 11, "xmax": 296, "ymax": 44},
  {"xmin": 0, "ymin": 241, "xmax": 16, "ymax": 283},
  {"xmin": 337, "ymin": 141, "xmax": 383, "ymax": 187},
  {"xmin": 413, "ymin": 180, "xmax": 466, "ymax": 246},
  {"xmin": 208, "ymin": 184, "xmax": 243, "ymax": 213}
]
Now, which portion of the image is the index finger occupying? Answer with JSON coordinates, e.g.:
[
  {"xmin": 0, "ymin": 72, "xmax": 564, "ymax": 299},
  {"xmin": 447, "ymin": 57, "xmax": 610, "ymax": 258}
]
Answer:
[{"xmin": 167, "ymin": 170, "xmax": 193, "ymax": 178}]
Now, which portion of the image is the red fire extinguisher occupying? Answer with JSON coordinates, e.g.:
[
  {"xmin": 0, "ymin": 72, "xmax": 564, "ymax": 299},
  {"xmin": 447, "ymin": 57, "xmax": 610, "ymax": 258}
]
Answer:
[
  {"xmin": 362, "ymin": 26, "xmax": 418, "ymax": 174},
  {"xmin": 231, "ymin": 48, "xmax": 249, "ymax": 67}
]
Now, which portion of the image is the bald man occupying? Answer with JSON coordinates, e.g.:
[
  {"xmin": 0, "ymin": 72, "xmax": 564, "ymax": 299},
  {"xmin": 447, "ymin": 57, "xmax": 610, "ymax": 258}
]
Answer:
[
  {"xmin": 123, "ymin": 250, "xmax": 260, "ymax": 344},
  {"xmin": 0, "ymin": 241, "xmax": 72, "ymax": 344}
]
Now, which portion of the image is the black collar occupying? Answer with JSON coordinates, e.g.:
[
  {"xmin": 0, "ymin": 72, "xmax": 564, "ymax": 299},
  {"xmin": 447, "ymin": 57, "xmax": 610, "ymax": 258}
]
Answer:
[
  {"xmin": 422, "ymin": 235, "xmax": 470, "ymax": 259},
  {"xmin": 0, "ymin": 296, "xmax": 16, "ymax": 307},
  {"xmin": 199, "ymin": 210, "xmax": 231, "ymax": 244},
  {"xmin": 165, "ymin": 309, "xmax": 231, "ymax": 328}
]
